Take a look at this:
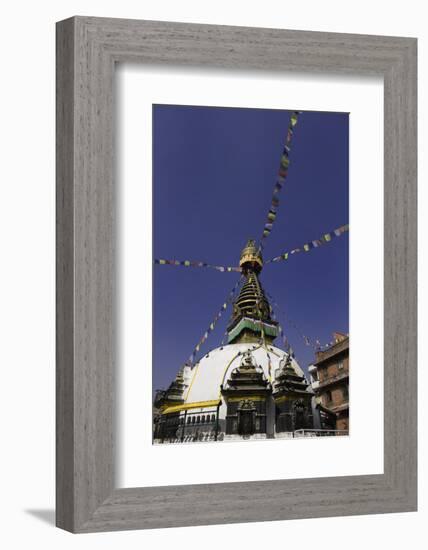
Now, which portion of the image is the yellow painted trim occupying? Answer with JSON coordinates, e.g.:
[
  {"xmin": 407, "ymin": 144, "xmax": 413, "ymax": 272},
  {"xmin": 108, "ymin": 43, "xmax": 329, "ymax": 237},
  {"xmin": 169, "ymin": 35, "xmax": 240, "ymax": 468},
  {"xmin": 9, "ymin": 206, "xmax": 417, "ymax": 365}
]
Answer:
[
  {"xmin": 225, "ymin": 395, "xmax": 266, "ymax": 402},
  {"xmin": 274, "ymin": 395, "xmax": 290, "ymax": 403},
  {"xmin": 162, "ymin": 400, "xmax": 221, "ymax": 415},
  {"xmin": 159, "ymin": 400, "xmax": 183, "ymax": 412}
]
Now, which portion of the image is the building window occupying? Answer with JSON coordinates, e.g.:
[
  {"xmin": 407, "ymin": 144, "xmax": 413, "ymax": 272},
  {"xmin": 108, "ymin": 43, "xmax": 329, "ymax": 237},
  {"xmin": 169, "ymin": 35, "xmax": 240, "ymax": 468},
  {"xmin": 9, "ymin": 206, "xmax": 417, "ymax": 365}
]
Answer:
[
  {"xmin": 196, "ymin": 415, "xmax": 200, "ymax": 424},
  {"xmin": 325, "ymin": 390, "xmax": 332, "ymax": 405},
  {"xmin": 338, "ymin": 361, "xmax": 344, "ymax": 370},
  {"xmin": 201, "ymin": 415, "xmax": 205, "ymax": 423},
  {"xmin": 211, "ymin": 414, "xmax": 216, "ymax": 423},
  {"xmin": 342, "ymin": 386, "xmax": 349, "ymax": 400}
]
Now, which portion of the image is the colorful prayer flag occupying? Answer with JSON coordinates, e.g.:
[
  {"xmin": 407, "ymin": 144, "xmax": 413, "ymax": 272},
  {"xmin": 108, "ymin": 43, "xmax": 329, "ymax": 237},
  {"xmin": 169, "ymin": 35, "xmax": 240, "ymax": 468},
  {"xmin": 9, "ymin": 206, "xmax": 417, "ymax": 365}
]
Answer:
[
  {"xmin": 265, "ymin": 222, "xmax": 348, "ymax": 264},
  {"xmin": 259, "ymin": 111, "xmax": 300, "ymax": 247}
]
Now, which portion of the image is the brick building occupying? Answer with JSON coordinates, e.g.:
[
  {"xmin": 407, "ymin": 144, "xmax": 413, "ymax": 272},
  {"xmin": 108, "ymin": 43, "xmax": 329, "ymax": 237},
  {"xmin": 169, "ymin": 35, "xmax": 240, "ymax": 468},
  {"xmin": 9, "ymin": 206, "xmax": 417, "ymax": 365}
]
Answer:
[{"xmin": 310, "ymin": 333, "xmax": 349, "ymax": 433}]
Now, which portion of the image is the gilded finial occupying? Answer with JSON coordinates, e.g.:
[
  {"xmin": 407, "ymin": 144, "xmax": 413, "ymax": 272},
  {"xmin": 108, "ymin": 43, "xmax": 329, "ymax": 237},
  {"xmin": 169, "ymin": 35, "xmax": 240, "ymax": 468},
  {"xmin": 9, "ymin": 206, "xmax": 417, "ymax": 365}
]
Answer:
[{"xmin": 240, "ymin": 239, "xmax": 263, "ymax": 273}]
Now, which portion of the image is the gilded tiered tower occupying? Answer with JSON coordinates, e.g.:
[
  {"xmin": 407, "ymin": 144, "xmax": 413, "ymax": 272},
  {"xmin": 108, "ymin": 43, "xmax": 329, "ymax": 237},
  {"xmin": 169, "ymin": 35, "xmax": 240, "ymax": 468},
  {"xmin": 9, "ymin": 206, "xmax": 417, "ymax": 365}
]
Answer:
[{"xmin": 227, "ymin": 239, "xmax": 278, "ymax": 345}]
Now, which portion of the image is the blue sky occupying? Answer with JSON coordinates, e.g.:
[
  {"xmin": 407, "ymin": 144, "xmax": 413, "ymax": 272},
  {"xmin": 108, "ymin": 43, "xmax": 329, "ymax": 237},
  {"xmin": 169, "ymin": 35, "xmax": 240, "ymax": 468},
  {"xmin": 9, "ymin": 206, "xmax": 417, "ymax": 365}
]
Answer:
[{"xmin": 152, "ymin": 104, "xmax": 349, "ymax": 391}]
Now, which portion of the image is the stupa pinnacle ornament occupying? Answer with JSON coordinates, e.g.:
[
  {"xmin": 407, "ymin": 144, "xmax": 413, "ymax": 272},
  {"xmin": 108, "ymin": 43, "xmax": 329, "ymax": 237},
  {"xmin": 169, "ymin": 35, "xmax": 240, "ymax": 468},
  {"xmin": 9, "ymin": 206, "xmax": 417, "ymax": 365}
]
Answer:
[{"xmin": 239, "ymin": 239, "xmax": 263, "ymax": 273}]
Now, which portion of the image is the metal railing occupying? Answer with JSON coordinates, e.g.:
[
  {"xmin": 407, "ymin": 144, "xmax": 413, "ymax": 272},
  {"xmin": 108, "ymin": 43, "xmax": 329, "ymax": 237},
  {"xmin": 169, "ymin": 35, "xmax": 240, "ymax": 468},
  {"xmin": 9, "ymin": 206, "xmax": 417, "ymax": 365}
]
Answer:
[{"xmin": 293, "ymin": 429, "xmax": 348, "ymax": 437}]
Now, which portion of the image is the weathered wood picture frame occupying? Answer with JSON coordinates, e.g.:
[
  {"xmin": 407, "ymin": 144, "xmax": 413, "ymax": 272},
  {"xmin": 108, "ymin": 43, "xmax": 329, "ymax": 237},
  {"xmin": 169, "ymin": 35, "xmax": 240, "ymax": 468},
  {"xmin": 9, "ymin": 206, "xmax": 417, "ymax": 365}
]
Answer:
[{"xmin": 56, "ymin": 16, "xmax": 417, "ymax": 533}]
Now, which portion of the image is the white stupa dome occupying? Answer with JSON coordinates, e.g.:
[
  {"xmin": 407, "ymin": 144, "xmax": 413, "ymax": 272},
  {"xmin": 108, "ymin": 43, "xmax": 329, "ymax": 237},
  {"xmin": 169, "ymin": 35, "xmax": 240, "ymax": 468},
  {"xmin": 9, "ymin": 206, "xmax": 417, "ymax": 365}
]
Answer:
[{"xmin": 184, "ymin": 342, "xmax": 306, "ymax": 405}]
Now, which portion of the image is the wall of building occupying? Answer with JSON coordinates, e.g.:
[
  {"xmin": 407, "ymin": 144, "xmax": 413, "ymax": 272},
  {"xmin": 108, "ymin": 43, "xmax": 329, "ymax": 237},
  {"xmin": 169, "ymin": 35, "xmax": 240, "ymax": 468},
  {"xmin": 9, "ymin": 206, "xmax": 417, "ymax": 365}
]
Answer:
[
  {"xmin": 318, "ymin": 356, "xmax": 349, "ymax": 383},
  {"xmin": 313, "ymin": 337, "xmax": 349, "ymax": 432}
]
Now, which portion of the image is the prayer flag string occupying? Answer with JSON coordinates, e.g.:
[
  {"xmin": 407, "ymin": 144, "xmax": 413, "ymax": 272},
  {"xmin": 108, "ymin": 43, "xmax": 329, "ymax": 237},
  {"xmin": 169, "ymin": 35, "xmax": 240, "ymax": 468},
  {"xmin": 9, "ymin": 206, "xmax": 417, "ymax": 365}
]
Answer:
[
  {"xmin": 154, "ymin": 258, "xmax": 240, "ymax": 273},
  {"xmin": 154, "ymin": 222, "xmax": 348, "ymax": 273},
  {"xmin": 269, "ymin": 307, "xmax": 294, "ymax": 357},
  {"xmin": 259, "ymin": 111, "xmax": 301, "ymax": 248},
  {"xmin": 188, "ymin": 277, "xmax": 243, "ymax": 364},
  {"xmin": 267, "ymin": 291, "xmax": 332, "ymax": 353},
  {"xmin": 266, "ymin": 223, "xmax": 349, "ymax": 264}
]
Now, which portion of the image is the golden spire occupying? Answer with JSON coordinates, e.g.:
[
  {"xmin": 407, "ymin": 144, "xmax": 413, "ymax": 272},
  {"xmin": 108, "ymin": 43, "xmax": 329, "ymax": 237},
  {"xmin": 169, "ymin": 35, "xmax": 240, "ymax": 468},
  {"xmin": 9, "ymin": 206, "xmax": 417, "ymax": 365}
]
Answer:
[
  {"xmin": 226, "ymin": 239, "xmax": 277, "ymax": 345},
  {"xmin": 239, "ymin": 239, "xmax": 263, "ymax": 273}
]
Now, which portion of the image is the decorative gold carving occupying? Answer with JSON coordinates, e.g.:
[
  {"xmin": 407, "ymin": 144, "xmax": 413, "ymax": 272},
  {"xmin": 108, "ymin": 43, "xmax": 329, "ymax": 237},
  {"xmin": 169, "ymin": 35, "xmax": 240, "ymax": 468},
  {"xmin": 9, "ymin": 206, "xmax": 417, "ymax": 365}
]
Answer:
[
  {"xmin": 238, "ymin": 399, "xmax": 256, "ymax": 410},
  {"xmin": 239, "ymin": 239, "xmax": 263, "ymax": 272}
]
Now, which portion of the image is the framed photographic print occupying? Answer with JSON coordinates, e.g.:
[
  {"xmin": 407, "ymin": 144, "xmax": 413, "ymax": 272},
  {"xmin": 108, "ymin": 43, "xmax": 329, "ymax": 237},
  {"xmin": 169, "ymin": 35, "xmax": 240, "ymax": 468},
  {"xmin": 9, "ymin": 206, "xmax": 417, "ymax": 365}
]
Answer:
[{"xmin": 56, "ymin": 16, "xmax": 417, "ymax": 532}]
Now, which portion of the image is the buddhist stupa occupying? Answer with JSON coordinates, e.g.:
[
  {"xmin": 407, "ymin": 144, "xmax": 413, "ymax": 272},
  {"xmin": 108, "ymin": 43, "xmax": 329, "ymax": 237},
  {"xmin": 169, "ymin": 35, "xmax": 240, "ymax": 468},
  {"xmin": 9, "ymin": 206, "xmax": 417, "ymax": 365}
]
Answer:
[{"xmin": 153, "ymin": 240, "xmax": 315, "ymax": 443}]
